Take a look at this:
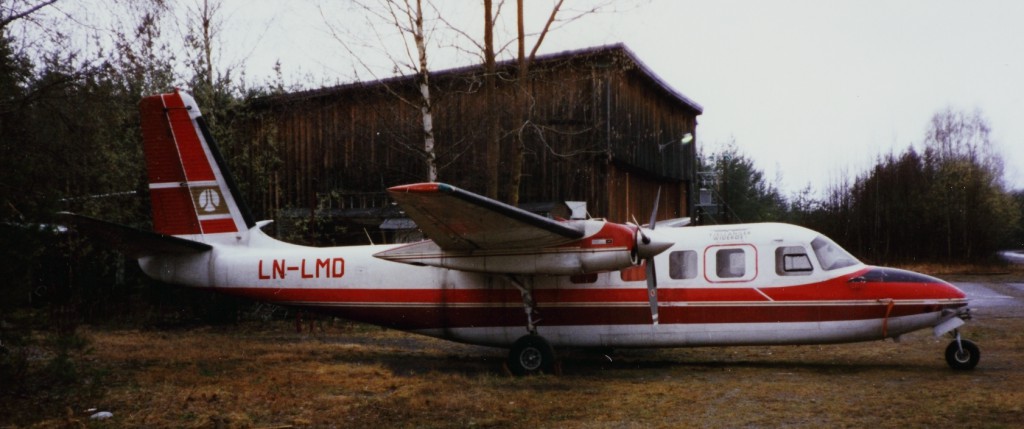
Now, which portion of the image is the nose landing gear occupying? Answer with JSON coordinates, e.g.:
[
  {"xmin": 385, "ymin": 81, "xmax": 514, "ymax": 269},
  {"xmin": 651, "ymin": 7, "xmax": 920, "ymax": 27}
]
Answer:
[{"xmin": 945, "ymin": 330, "xmax": 980, "ymax": 370}]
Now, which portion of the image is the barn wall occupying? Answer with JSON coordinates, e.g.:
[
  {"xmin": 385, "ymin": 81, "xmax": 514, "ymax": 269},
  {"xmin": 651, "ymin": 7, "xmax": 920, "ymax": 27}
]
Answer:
[
  {"xmin": 233, "ymin": 46, "xmax": 700, "ymax": 227},
  {"xmin": 606, "ymin": 163, "xmax": 687, "ymax": 224},
  {"xmin": 513, "ymin": 59, "xmax": 606, "ymax": 211},
  {"xmin": 606, "ymin": 67, "xmax": 698, "ymax": 180}
]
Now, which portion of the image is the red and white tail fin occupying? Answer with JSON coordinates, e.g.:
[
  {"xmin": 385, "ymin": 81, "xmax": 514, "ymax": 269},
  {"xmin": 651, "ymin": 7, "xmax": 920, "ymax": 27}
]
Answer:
[{"xmin": 140, "ymin": 89, "xmax": 254, "ymax": 243}]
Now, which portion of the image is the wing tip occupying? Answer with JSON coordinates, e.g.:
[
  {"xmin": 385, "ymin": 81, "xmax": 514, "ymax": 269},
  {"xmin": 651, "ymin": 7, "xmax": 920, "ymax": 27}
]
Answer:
[{"xmin": 388, "ymin": 182, "xmax": 454, "ymax": 194}]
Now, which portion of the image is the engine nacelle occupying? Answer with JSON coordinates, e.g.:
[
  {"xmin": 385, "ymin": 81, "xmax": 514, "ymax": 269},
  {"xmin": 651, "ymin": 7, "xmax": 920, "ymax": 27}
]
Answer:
[{"xmin": 374, "ymin": 240, "xmax": 638, "ymax": 275}]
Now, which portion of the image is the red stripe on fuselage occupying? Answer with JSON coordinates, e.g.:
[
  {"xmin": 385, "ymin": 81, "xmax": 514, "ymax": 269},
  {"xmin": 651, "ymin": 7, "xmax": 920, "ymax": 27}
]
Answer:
[
  {"xmin": 226, "ymin": 297, "xmax": 959, "ymax": 331},
  {"xmin": 219, "ymin": 267, "xmax": 966, "ymax": 304},
  {"xmin": 214, "ymin": 282, "xmax": 966, "ymax": 330},
  {"xmin": 758, "ymin": 268, "xmax": 966, "ymax": 301}
]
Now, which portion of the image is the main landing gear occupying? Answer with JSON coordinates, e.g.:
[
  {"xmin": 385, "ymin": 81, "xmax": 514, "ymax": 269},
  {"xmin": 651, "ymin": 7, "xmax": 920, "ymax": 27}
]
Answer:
[
  {"xmin": 507, "ymin": 334, "xmax": 556, "ymax": 376},
  {"xmin": 945, "ymin": 329, "xmax": 980, "ymax": 370},
  {"xmin": 506, "ymin": 275, "xmax": 557, "ymax": 376}
]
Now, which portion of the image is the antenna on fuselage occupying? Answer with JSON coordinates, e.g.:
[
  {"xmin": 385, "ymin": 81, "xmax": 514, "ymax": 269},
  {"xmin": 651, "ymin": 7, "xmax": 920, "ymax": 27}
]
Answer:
[{"xmin": 364, "ymin": 227, "xmax": 375, "ymax": 246}]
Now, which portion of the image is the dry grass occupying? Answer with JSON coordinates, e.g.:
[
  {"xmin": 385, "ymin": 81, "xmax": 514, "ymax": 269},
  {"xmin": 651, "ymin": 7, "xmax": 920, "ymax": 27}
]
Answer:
[{"xmin": 4, "ymin": 276, "xmax": 1024, "ymax": 428}]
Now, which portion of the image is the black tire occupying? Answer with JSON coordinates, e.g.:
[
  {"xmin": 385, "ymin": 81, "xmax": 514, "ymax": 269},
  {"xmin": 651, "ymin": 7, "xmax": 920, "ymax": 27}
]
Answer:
[
  {"xmin": 945, "ymin": 339, "xmax": 980, "ymax": 370},
  {"xmin": 507, "ymin": 335, "xmax": 556, "ymax": 376}
]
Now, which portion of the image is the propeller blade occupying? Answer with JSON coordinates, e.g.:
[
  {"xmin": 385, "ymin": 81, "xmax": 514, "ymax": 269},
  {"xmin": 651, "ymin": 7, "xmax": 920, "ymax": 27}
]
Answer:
[
  {"xmin": 649, "ymin": 187, "xmax": 661, "ymax": 230},
  {"xmin": 641, "ymin": 186, "xmax": 666, "ymax": 325},
  {"xmin": 632, "ymin": 186, "xmax": 673, "ymax": 269},
  {"xmin": 645, "ymin": 257, "xmax": 659, "ymax": 325},
  {"xmin": 631, "ymin": 215, "xmax": 651, "ymax": 245}
]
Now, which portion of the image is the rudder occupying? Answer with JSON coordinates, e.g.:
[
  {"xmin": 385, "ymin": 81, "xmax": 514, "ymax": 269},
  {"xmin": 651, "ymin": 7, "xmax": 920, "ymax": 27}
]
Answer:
[{"xmin": 140, "ymin": 89, "xmax": 254, "ymax": 242}]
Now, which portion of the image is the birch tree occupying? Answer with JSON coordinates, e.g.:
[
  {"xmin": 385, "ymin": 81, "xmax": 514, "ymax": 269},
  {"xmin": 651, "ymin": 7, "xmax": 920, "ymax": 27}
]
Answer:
[{"xmin": 323, "ymin": 0, "xmax": 439, "ymax": 182}]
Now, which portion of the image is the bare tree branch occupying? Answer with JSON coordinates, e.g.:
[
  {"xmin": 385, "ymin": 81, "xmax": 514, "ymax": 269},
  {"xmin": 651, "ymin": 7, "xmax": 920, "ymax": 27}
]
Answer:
[
  {"xmin": 526, "ymin": 0, "xmax": 561, "ymax": 65},
  {"xmin": 317, "ymin": 3, "xmax": 417, "ymax": 108},
  {"xmin": 0, "ymin": 0, "xmax": 60, "ymax": 29}
]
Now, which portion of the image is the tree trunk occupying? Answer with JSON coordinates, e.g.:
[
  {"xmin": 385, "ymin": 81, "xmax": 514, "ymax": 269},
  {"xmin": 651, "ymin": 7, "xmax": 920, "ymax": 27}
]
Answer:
[
  {"xmin": 505, "ymin": 0, "xmax": 528, "ymax": 205},
  {"xmin": 483, "ymin": 0, "xmax": 500, "ymax": 199},
  {"xmin": 413, "ymin": 0, "xmax": 437, "ymax": 182}
]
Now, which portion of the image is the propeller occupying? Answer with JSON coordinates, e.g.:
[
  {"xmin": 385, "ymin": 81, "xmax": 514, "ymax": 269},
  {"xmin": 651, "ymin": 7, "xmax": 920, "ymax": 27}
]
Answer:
[{"xmin": 633, "ymin": 187, "xmax": 672, "ymax": 325}]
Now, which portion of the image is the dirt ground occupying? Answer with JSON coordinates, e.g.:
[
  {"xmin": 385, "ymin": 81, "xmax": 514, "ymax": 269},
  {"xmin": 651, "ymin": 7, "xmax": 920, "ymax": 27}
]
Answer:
[{"xmin": 4, "ymin": 275, "xmax": 1023, "ymax": 428}]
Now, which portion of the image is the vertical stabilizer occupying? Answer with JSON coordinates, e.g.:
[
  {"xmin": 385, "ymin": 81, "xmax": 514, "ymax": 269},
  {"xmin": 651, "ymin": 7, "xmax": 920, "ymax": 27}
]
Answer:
[{"xmin": 140, "ymin": 89, "xmax": 254, "ymax": 243}]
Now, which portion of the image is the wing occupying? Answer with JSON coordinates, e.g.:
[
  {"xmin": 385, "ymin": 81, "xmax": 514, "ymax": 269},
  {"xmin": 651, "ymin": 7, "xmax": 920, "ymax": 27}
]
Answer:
[
  {"xmin": 57, "ymin": 212, "xmax": 212, "ymax": 258},
  {"xmin": 387, "ymin": 183, "xmax": 584, "ymax": 250}
]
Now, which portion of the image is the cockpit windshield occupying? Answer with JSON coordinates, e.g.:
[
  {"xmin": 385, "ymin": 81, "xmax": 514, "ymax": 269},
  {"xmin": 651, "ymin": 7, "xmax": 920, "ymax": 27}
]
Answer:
[{"xmin": 811, "ymin": 236, "xmax": 860, "ymax": 271}]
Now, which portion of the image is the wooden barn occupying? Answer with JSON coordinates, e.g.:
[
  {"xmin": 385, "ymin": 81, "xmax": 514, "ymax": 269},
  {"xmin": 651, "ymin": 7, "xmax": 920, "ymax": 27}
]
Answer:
[{"xmin": 233, "ymin": 44, "xmax": 702, "ymax": 243}]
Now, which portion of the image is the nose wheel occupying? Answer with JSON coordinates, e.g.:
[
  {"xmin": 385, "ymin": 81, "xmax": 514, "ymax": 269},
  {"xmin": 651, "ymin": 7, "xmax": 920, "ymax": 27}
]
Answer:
[{"xmin": 944, "ymin": 330, "xmax": 980, "ymax": 370}]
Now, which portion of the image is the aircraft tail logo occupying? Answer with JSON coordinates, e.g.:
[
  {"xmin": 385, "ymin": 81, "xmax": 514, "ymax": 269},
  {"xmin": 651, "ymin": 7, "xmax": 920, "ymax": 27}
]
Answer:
[{"xmin": 139, "ymin": 89, "xmax": 254, "ymax": 241}]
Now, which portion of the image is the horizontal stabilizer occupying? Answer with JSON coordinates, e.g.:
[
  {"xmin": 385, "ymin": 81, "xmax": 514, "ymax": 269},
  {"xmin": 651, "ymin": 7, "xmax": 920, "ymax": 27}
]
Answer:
[
  {"xmin": 387, "ymin": 183, "xmax": 585, "ymax": 251},
  {"xmin": 56, "ymin": 212, "xmax": 211, "ymax": 258}
]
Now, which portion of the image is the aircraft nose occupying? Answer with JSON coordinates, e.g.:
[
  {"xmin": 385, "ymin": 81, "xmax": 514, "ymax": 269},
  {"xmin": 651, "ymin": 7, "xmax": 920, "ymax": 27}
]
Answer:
[
  {"xmin": 920, "ymin": 272, "xmax": 966, "ymax": 300},
  {"xmin": 941, "ymin": 279, "xmax": 967, "ymax": 300},
  {"xmin": 861, "ymin": 266, "xmax": 966, "ymax": 300}
]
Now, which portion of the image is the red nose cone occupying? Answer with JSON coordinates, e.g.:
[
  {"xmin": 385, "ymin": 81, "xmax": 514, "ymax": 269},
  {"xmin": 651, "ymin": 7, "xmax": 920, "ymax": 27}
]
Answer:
[
  {"xmin": 860, "ymin": 267, "xmax": 967, "ymax": 300},
  {"xmin": 941, "ymin": 281, "xmax": 967, "ymax": 300},
  {"xmin": 919, "ymin": 273, "xmax": 966, "ymax": 300}
]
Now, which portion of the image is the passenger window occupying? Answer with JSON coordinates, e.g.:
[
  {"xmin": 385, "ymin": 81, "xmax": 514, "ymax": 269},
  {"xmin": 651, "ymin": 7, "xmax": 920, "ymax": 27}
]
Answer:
[
  {"xmin": 669, "ymin": 250, "xmax": 698, "ymax": 280},
  {"xmin": 776, "ymin": 246, "xmax": 813, "ymax": 276},
  {"xmin": 716, "ymin": 249, "xmax": 746, "ymax": 278},
  {"xmin": 571, "ymin": 273, "xmax": 598, "ymax": 284},
  {"xmin": 705, "ymin": 244, "xmax": 757, "ymax": 282}
]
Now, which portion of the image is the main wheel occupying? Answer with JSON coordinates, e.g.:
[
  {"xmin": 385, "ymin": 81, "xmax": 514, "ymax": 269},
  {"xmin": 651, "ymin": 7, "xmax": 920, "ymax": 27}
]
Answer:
[
  {"xmin": 507, "ymin": 335, "xmax": 556, "ymax": 376},
  {"xmin": 945, "ymin": 339, "xmax": 980, "ymax": 370}
]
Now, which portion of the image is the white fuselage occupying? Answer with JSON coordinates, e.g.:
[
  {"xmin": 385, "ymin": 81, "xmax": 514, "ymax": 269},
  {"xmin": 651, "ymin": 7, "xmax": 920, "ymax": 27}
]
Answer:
[{"xmin": 138, "ymin": 222, "xmax": 968, "ymax": 349}]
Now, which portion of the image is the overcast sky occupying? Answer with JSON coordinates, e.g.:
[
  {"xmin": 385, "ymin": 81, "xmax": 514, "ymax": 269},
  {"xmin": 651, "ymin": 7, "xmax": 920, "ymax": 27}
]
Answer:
[{"xmin": 213, "ymin": 0, "xmax": 1024, "ymax": 195}]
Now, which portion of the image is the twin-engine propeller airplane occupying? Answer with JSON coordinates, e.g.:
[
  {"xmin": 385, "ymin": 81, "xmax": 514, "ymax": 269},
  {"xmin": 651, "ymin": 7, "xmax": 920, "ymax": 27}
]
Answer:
[{"xmin": 61, "ymin": 89, "xmax": 979, "ymax": 375}]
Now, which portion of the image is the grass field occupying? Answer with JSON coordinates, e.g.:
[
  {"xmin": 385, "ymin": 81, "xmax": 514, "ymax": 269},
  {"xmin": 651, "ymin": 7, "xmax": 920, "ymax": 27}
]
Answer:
[{"xmin": 3, "ymin": 276, "xmax": 1023, "ymax": 428}]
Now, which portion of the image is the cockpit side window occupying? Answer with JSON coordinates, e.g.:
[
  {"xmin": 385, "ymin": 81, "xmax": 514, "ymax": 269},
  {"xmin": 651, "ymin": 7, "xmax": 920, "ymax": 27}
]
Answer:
[
  {"xmin": 811, "ymin": 236, "xmax": 859, "ymax": 271},
  {"xmin": 775, "ymin": 246, "xmax": 813, "ymax": 276}
]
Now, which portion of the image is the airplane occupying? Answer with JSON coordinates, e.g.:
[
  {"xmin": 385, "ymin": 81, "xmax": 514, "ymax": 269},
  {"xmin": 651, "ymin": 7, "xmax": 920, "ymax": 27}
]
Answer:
[{"xmin": 60, "ymin": 89, "xmax": 979, "ymax": 375}]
